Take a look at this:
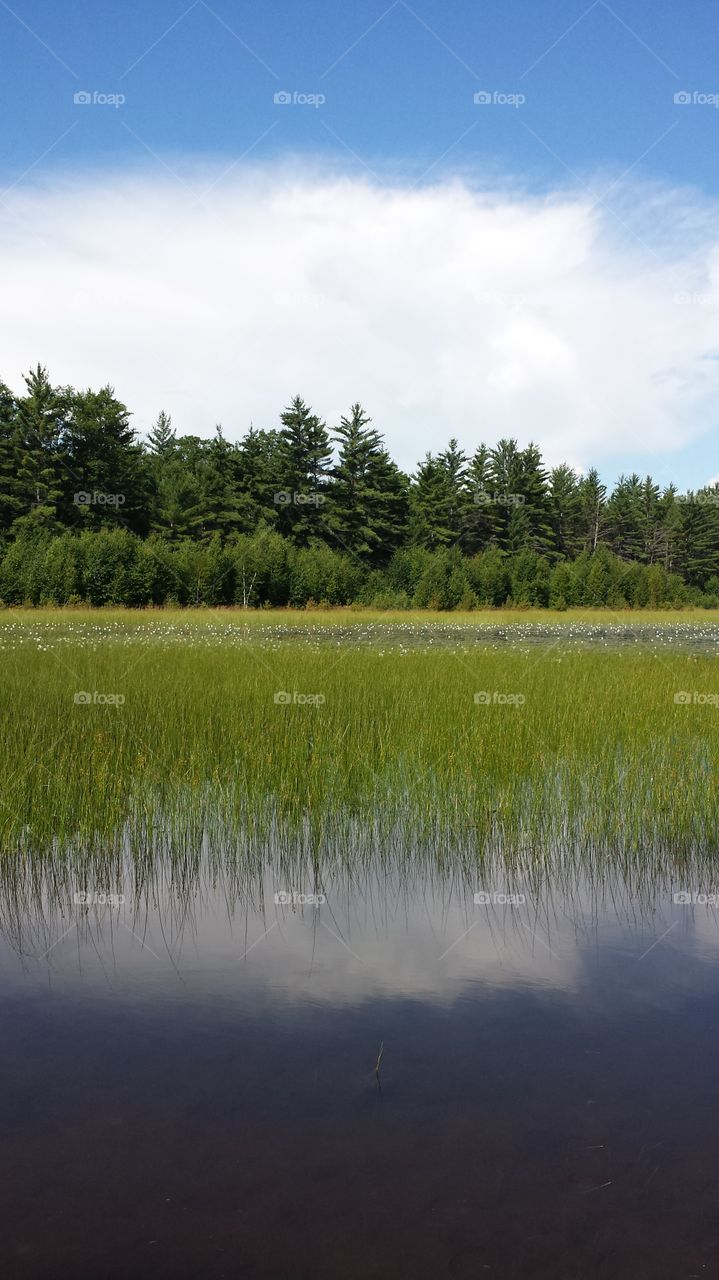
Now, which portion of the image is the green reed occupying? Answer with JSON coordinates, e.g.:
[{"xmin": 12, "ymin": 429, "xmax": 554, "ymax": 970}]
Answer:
[{"xmin": 0, "ymin": 614, "xmax": 717, "ymax": 873}]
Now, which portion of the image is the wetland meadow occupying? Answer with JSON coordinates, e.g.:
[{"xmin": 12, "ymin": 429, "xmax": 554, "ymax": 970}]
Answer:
[{"xmin": 3, "ymin": 607, "xmax": 719, "ymax": 1278}]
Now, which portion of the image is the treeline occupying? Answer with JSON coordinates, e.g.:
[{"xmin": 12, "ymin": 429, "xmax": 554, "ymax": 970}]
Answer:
[
  {"xmin": 1, "ymin": 364, "xmax": 719, "ymax": 608},
  {"xmin": 0, "ymin": 529, "xmax": 710, "ymax": 609}
]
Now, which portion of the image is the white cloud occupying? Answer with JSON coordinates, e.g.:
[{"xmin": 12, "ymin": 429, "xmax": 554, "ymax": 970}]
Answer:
[{"xmin": 2, "ymin": 163, "xmax": 719, "ymax": 475}]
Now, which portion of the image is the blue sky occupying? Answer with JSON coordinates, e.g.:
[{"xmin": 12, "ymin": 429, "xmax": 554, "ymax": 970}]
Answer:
[
  {"xmin": 1, "ymin": 0, "xmax": 718, "ymax": 487},
  {"xmin": 1, "ymin": 0, "xmax": 715, "ymax": 187}
]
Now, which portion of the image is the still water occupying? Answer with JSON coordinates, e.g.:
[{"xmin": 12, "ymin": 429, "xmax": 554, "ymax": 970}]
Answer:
[{"xmin": 2, "ymin": 857, "xmax": 718, "ymax": 1278}]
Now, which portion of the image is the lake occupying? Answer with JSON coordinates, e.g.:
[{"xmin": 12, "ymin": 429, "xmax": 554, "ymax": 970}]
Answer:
[
  {"xmin": 1, "ymin": 614, "xmax": 718, "ymax": 1277},
  {"xmin": 3, "ymin": 861, "xmax": 719, "ymax": 1278}
]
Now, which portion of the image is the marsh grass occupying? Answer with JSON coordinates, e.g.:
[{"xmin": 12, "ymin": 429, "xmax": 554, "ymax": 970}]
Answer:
[
  {"xmin": 4, "ymin": 605, "xmax": 719, "ymax": 629},
  {"xmin": 1, "ymin": 611, "xmax": 716, "ymax": 877}
]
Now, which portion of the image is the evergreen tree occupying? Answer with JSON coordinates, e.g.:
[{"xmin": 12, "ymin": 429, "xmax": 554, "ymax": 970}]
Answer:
[
  {"xmin": 462, "ymin": 444, "xmax": 499, "ymax": 554},
  {"xmin": 0, "ymin": 380, "xmax": 22, "ymax": 533},
  {"xmin": 329, "ymin": 404, "xmax": 406, "ymax": 562},
  {"xmin": 577, "ymin": 468, "xmax": 607, "ymax": 553},
  {"xmin": 236, "ymin": 425, "xmax": 282, "ymax": 531},
  {"xmin": 549, "ymin": 464, "xmax": 583, "ymax": 559},
  {"xmin": 605, "ymin": 474, "xmax": 644, "ymax": 561},
  {"xmin": 63, "ymin": 385, "xmax": 150, "ymax": 534},
  {"xmin": 436, "ymin": 438, "xmax": 469, "ymax": 541},
  {"xmin": 150, "ymin": 436, "xmax": 208, "ymax": 541},
  {"xmin": 14, "ymin": 366, "xmax": 68, "ymax": 533},
  {"xmin": 518, "ymin": 443, "xmax": 554, "ymax": 553},
  {"xmin": 675, "ymin": 491, "xmax": 719, "ymax": 586},
  {"xmin": 585, "ymin": 546, "xmax": 619, "ymax": 605},
  {"xmin": 657, "ymin": 486, "xmax": 683, "ymax": 572},
  {"xmin": 277, "ymin": 396, "xmax": 332, "ymax": 545},
  {"xmin": 639, "ymin": 475, "xmax": 662, "ymax": 563},
  {"xmin": 409, "ymin": 454, "xmax": 457, "ymax": 549},
  {"xmin": 488, "ymin": 438, "xmax": 525, "ymax": 551},
  {"xmin": 200, "ymin": 425, "xmax": 243, "ymax": 537},
  {"xmin": 147, "ymin": 410, "xmax": 176, "ymax": 457}
]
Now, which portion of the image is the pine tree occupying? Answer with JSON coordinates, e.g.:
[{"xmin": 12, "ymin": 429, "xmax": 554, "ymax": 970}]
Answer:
[
  {"xmin": 577, "ymin": 468, "xmax": 607, "ymax": 553},
  {"xmin": 488, "ymin": 438, "xmax": 525, "ymax": 551},
  {"xmin": 14, "ymin": 365, "xmax": 67, "ymax": 533},
  {"xmin": 657, "ymin": 486, "xmax": 683, "ymax": 571},
  {"xmin": 462, "ymin": 444, "xmax": 500, "ymax": 553},
  {"xmin": 329, "ymin": 404, "xmax": 407, "ymax": 562},
  {"xmin": 151, "ymin": 463, "xmax": 206, "ymax": 541},
  {"xmin": 675, "ymin": 491, "xmax": 719, "ymax": 586},
  {"xmin": 605, "ymin": 474, "xmax": 645, "ymax": 561},
  {"xmin": 63, "ymin": 385, "xmax": 150, "ymax": 534},
  {"xmin": 0, "ymin": 380, "xmax": 22, "ymax": 532},
  {"xmin": 277, "ymin": 396, "xmax": 332, "ymax": 545},
  {"xmin": 147, "ymin": 410, "xmax": 176, "ymax": 457},
  {"xmin": 639, "ymin": 475, "xmax": 661, "ymax": 563},
  {"xmin": 409, "ymin": 454, "xmax": 457, "ymax": 549},
  {"xmin": 436, "ymin": 438, "xmax": 469, "ymax": 541},
  {"xmin": 236, "ymin": 425, "xmax": 283, "ymax": 531},
  {"xmin": 585, "ymin": 546, "xmax": 618, "ymax": 605},
  {"xmin": 200, "ymin": 425, "xmax": 243, "ymax": 537},
  {"xmin": 487, "ymin": 439, "xmax": 553, "ymax": 554},
  {"xmin": 504, "ymin": 499, "xmax": 533, "ymax": 554},
  {"xmin": 549, "ymin": 464, "xmax": 583, "ymax": 559},
  {"xmin": 518, "ymin": 443, "xmax": 554, "ymax": 554},
  {"xmin": 150, "ymin": 436, "xmax": 208, "ymax": 541}
]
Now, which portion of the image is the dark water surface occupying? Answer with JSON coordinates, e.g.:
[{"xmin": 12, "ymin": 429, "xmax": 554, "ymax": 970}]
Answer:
[{"xmin": 2, "ymin": 865, "xmax": 719, "ymax": 1278}]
